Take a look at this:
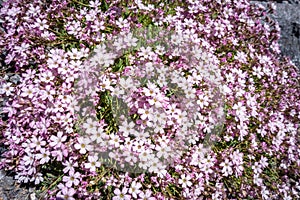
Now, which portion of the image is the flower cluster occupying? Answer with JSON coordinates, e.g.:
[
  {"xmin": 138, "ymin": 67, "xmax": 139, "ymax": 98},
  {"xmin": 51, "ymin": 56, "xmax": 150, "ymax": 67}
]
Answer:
[
  {"xmin": 0, "ymin": 0, "xmax": 299, "ymax": 199},
  {"xmin": 74, "ymin": 27, "xmax": 225, "ymax": 175}
]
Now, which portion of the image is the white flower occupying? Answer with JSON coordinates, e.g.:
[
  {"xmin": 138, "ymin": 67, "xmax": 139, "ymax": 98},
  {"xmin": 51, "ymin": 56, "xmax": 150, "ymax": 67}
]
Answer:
[
  {"xmin": 138, "ymin": 107, "xmax": 154, "ymax": 121},
  {"xmin": 83, "ymin": 118, "xmax": 98, "ymax": 134},
  {"xmin": 98, "ymin": 77, "xmax": 114, "ymax": 91},
  {"xmin": 109, "ymin": 134, "xmax": 122, "ymax": 148},
  {"xmin": 119, "ymin": 120, "xmax": 135, "ymax": 137},
  {"xmin": 148, "ymin": 157, "xmax": 162, "ymax": 173},
  {"xmin": 36, "ymin": 148, "xmax": 50, "ymax": 164},
  {"xmin": 63, "ymin": 159, "xmax": 78, "ymax": 174},
  {"xmin": 22, "ymin": 153, "xmax": 35, "ymax": 166},
  {"xmin": 34, "ymin": 18, "xmax": 49, "ymax": 30},
  {"xmin": 30, "ymin": 136, "xmax": 46, "ymax": 151},
  {"xmin": 40, "ymin": 85, "xmax": 55, "ymax": 101},
  {"xmin": 155, "ymin": 45, "xmax": 166, "ymax": 55},
  {"xmin": 74, "ymin": 137, "xmax": 92, "ymax": 154},
  {"xmin": 85, "ymin": 154, "xmax": 101, "ymax": 172},
  {"xmin": 21, "ymin": 85, "xmax": 37, "ymax": 98},
  {"xmin": 235, "ymin": 51, "xmax": 247, "ymax": 63},
  {"xmin": 119, "ymin": 77, "xmax": 134, "ymax": 90},
  {"xmin": 252, "ymin": 66, "xmax": 264, "ymax": 78},
  {"xmin": 155, "ymin": 144, "xmax": 171, "ymax": 159},
  {"xmin": 90, "ymin": 127, "xmax": 105, "ymax": 143},
  {"xmin": 232, "ymin": 102, "xmax": 246, "ymax": 116},
  {"xmin": 196, "ymin": 94, "xmax": 210, "ymax": 109},
  {"xmin": 31, "ymin": 173, "xmax": 44, "ymax": 185},
  {"xmin": 179, "ymin": 174, "xmax": 193, "ymax": 188},
  {"xmin": 252, "ymin": 162, "xmax": 262, "ymax": 174},
  {"xmin": 138, "ymin": 47, "xmax": 153, "ymax": 60},
  {"xmin": 139, "ymin": 149, "xmax": 152, "ymax": 162},
  {"xmin": 129, "ymin": 181, "xmax": 142, "ymax": 198},
  {"xmin": 91, "ymin": 20, "xmax": 105, "ymax": 31},
  {"xmin": 124, "ymin": 33, "xmax": 138, "ymax": 47},
  {"xmin": 39, "ymin": 71, "xmax": 54, "ymax": 83},
  {"xmin": 113, "ymin": 187, "xmax": 130, "ymax": 200},
  {"xmin": 220, "ymin": 159, "xmax": 233, "ymax": 177},
  {"xmin": 185, "ymin": 88, "xmax": 196, "ymax": 99},
  {"xmin": 260, "ymin": 156, "xmax": 268, "ymax": 168},
  {"xmin": 261, "ymin": 186, "xmax": 270, "ymax": 200},
  {"xmin": 49, "ymin": 131, "xmax": 67, "ymax": 148},
  {"xmin": 63, "ymin": 171, "xmax": 81, "ymax": 187},
  {"xmin": 116, "ymin": 17, "xmax": 129, "ymax": 29},
  {"xmin": 0, "ymin": 82, "xmax": 14, "ymax": 96}
]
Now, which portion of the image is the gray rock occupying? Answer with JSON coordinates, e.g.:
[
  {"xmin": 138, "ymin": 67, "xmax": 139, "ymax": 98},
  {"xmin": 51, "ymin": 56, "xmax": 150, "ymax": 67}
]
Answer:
[
  {"xmin": 9, "ymin": 74, "xmax": 21, "ymax": 84},
  {"xmin": 252, "ymin": 1, "xmax": 300, "ymax": 70}
]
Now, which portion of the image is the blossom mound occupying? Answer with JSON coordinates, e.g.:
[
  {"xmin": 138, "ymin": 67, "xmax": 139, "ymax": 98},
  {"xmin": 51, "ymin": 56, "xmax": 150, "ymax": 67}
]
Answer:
[
  {"xmin": 0, "ymin": 0, "xmax": 300, "ymax": 199},
  {"xmin": 74, "ymin": 26, "xmax": 225, "ymax": 174}
]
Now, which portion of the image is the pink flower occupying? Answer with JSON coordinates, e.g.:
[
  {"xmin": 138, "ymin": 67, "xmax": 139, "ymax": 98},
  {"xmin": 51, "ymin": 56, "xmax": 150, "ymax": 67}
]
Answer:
[
  {"xmin": 196, "ymin": 94, "xmax": 210, "ymax": 109},
  {"xmin": 116, "ymin": 17, "xmax": 130, "ymax": 29},
  {"xmin": 82, "ymin": 118, "xmax": 98, "ymax": 134},
  {"xmin": 220, "ymin": 159, "xmax": 233, "ymax": 177},
  {"xmin": 57, "ymin": 187, "xmax": 76, "ymax": 200},
  {"xmin": 31, "ymin": 173, "xmax": 44, "ymax": 185},
  {"xmin": 63, "ymin": 159, "xmax": 78, "ymax": 174},
  {"xmin": 232, "ymin": 102, "xmax": 246, "ymax": 117},
  {"xmin": 36, "ymin": 148, "xmax": 50, "ymax": 164},
  {"xmin": 91, "ymin": 20, "xmax": 105, "ymax": 31},
  {"xmin": 138, "ymin": 107, "xmax": 153, "ymax": 120},
  {"xmin": 113, "ymin": 187, "xmax": 131, "ymax": 200},
  {"xmin": 138, "ymin": 189, "xmax": 156, "ymax": 200},
  {"xmin": 33, "ymin": 18, "xmax": 49, "ymax": 31},
  {"xmin": 260, "ymin": 156, "xmax": 268, "ymax": 168},
  {"xmin": 63, "ymin": 171, "xmax": 81, "ymax": 187},
  {"xmin": 118, "ymin": 120, "xmax": 135, "ymax": 137},
  {"xmin": 29, "ymin": 136, "xmax": 46, "ymax": 151},
  {"xmin": 129, "ymin": 181, "xmax": 142, "ymax": 198},
  {"xmin": 0, "ymin": 82, "xmax": 14, "ymax": 96},
  {"xmin": 20, "ymin": 84, "xmax": 37, "ymax": 99},
  {"xmin": 179, "ymin": 174, "xmax": 193, "ymax": 188},
  {"xmin": 252, "ymin": 162, "xmax": 262, "ymax": 174},
  {"xmin": 49, "ymin": 131, "xmax": 67, "ymax": 148},
  {"xmin": 109, "ymin": 134, "xmax": 123, "ymax": 148},
  {"xmin": 39, "ymin": 71, "xmax": 54, "ymax": 83},
  {"xmin": 143, "ymin": 82, "xmax": 159, "ymax": 97},
  {"xmin": 22, "ymin": 153, "xmax": 35, "ymax": 166},
  {"xmin": 74, "ymin": 137, "xmax": 93, "ymax": 154},
  {"xmin": 85, "ymin": 154, "xmax": 101, "ymax": 172},
  {"xmin": 40, "ymin": 85, "xmax": 55, "ymax": 101}
]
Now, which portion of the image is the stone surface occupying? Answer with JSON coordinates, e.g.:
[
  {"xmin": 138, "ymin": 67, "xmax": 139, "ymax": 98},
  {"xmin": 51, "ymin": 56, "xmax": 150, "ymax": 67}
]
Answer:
[
  {"xmin": 252, "ymin": 0, "xmax": 300, "ymax": 70},
  {"xmin": 0, "ymin": 171, "xmax": 32, "ymax": 200}
]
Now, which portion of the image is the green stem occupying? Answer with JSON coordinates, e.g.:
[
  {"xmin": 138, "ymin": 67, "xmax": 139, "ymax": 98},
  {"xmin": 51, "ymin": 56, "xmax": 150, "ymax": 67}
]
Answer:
[{"xmin": 70, "ymin": 0, "xmax": 91, "ymax": 7}]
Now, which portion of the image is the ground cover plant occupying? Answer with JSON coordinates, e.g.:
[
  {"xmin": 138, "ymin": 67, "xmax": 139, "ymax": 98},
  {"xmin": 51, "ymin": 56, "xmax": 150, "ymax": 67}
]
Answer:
[{"xmin": 0, "ymin": 0, "xmax": 300, "ymax": 199}]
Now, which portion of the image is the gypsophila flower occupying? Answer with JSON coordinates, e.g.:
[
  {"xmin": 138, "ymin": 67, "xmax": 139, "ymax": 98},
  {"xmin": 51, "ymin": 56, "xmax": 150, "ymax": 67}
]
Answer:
[
  {"xmin": 138, "ymin": 189, "xmax": 156, "ymax": 200},
  {"xmin": 63, "ymin": 159, "xmax": 78, "ymax": 174},
  {"xmin": 36, "ymin": 148, "xmax": 50, "ymax": 164},
  {"xmin": 20, "ymin": 84, "xmax": 37, "ymax": 98},
  {"xmin": 179, "ymin": 174, "xmax": 193, "ymax": 188},
  {"xmin": 85, "ymin": 154, "xmax": 101, "ymax": 172},
  {"xmin": 49, "ymin": 131, "xmax": 67, "ymax": 148},
  {"xmin": 0, "ymin": 82, "xmax": 14, "ymax": 96},
  {"xmin": 57, "ymin": 187, "xmax": 76, "ymax": 200},
  {"xmin": 129, "ymin": 181, "xmax": 142, "ymax": 198},
  {"xmin": 63, "ymin": 171, "xmax": 81, "ymax": 187},
  {"xmin": 113, "ymin": 187, "xmax": 131, "ymax": 200},
  {"xmin": 74, "ymin": 137, "xmax": 93, "ymax": 154},
  {"xmin": 220, "ymin": 159, "xmax": 233, "ymax": 177},
  {"xmin": 0, "ymin": 0, "xmax": 299, "ymax": 199},
  {"xmin": 29, "ymin": 136, "xmax": 46, "ymax": 151}
]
